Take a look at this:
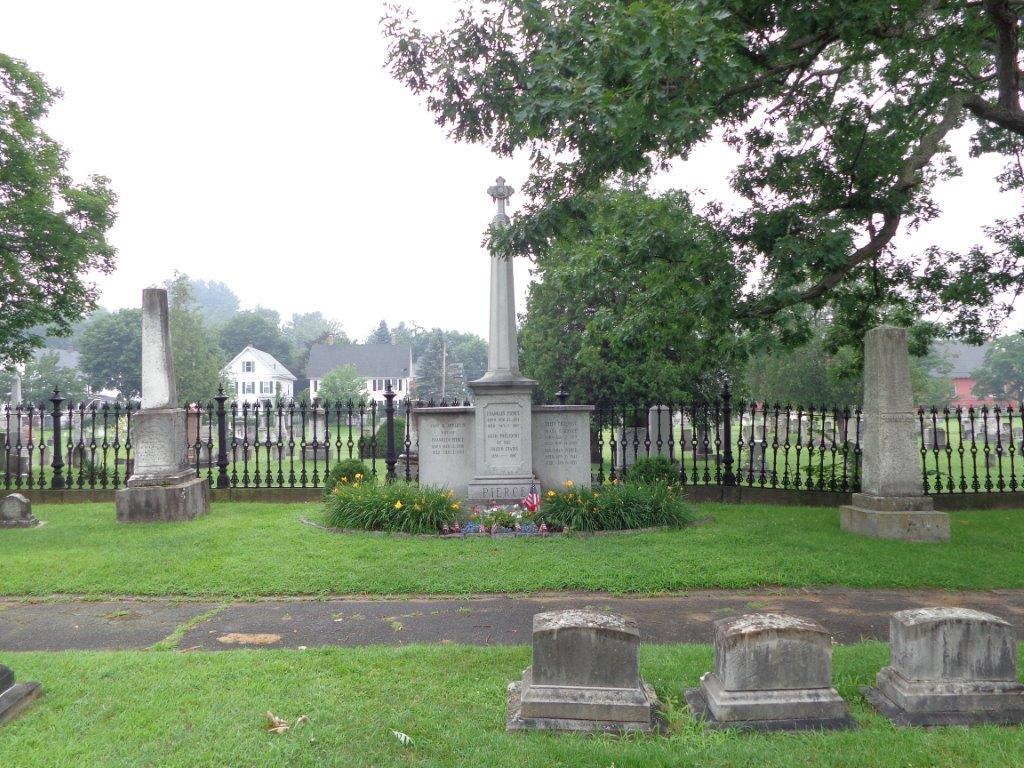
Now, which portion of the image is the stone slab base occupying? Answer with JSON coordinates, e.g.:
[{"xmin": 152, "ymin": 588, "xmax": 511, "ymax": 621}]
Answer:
[
  {"xmin": 467, "ymin": 477, "xmax": 538, "ymax": 506},
  {"xmin": 840, "ymin": 504, "xmax": 950, "ymax": 542},
  {"xmin": 861, "ymin": 686, "xmax": 1024, "ymax": 727},
  {"xmin": 0, "ymin": 518, "xmax": 40, "ymax": 528},
  {"xmin": 0, "ymin": 683, "xmax": 42, "ymax": 726},
  {"xmin": 507, "ymin": 681, "xmax": 664, "ymax": 735},
  {"xmin": 116, "ymin": 476, "xmax": 210, "ymax": 523},
  {"xmin": 684, "ymin": 688, "xmax": 856, "ymax": 732}
]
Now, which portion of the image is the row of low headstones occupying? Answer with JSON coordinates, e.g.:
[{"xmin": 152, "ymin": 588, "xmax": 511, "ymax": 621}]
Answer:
[{"xmin": 507, "ymin": 607, "xmax": 1024, "ymax": 733}]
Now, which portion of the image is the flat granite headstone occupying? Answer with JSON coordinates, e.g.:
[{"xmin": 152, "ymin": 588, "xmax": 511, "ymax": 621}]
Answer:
[
  {"xmin": 0, "ymin": 493, "xmax": 39, "ymax": 528},
  {"xmin": 685, "ymin": 613, "xmax": 854, "ymax": 731},
  {"xmin": 0, "ymin": 664, "xmax": 42, "ymax": 726},
  {"xmin": 507, "ymin": 610, "xmax": 663, "ymax": 734},
  {"xmin": 840, "ymin": 326, "xmax": 950, "ymax": 541},
  {"xmin": 863, "ymin": 608, "xmax": 1024, "ymax": 726}
]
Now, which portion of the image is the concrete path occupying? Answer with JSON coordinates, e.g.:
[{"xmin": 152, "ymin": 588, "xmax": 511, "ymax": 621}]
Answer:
[{"xmin": 3, "ymin": 589, "xmax": 1024, "ymax": 652}]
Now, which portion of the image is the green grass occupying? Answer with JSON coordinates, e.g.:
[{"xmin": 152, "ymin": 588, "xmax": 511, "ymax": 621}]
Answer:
[
  {"xmin": 1, "ymin": 502, "xmax": 1024, "ymax": 597},
  {"xmin": 1, "ymin": 644, "xmax": 1023, "ymax": 767}
]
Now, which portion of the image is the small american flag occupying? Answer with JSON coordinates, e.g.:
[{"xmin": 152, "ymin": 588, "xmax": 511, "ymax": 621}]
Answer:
[{"xmin": 522, "ymin": 481, "xmax": 541, "ymax": 512}]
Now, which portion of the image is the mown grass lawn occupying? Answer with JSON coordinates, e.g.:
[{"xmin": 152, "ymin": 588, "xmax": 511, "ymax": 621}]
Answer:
[
  {"xmin": 0, "ymin": 502, "xmax": 1022, "ymax": 597},
  {"xmin": 1, "ymin": 644, "xmax": 1023, "ymax": 767}
]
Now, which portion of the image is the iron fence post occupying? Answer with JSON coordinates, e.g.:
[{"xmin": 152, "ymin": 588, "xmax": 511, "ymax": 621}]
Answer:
[
  {"xmin": 49, "ymin": 388, "xmax": 65, "ymax": 489},
  {"xmin": 384, "ymin": 382, "xmax": 397, "ymax": 482},
  {"xmin": 214, "ymin": 387, "xmax": 230, "ymax": 489},
  {"xmin": 721, "ymin": 379, "xmax": 736, "ymax": 486}
]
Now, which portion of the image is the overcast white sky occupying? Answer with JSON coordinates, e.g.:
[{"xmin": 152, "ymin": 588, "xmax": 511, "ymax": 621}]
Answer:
[{"xmin": 2, "ymin": 1, "xmax": 1020, "ymax": 340}]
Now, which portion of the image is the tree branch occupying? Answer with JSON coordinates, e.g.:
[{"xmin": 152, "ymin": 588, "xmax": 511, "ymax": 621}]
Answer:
[{"xmin": 748, "ymin": 94, "xmax": 966, "ymax": 316}]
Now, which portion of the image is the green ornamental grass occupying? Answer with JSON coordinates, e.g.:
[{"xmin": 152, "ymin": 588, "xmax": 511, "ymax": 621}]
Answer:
[
  {"xmin": 541, "ymin": 480, "xmax": 696, "ymax": 532},
  {"xmin": 324, "ymin": 481, "xmax": 459, "ymax": 533}
]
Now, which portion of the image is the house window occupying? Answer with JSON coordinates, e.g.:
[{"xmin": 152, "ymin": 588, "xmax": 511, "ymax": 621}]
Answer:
[
  {"xmin": 372, "ymin": 379, "xmax": 380, "ymax": 392},
  {"xmin": 243, "ymin": 382, "xmax": 255, "ymax": 394},
  {"xmin": 312, "ymin": 380, "xmax": 318, "ymax": 393},
  {"xmin": 234, "ymin": 381, "xmax": 239, "ymax": 394},
  {"xmin": 242, "ymin": 360, "xmax": 255, "ymax": 373},
  {"xmin": 260, "ymin": 381, "xmax": 273, "ymax": 394}
]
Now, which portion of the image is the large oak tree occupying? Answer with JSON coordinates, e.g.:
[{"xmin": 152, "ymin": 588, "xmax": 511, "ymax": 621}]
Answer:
[
  {"xmin": 385, "ymin": 1, "xmax": 1024, "ymax": 347},
  {"xmin": 1, "ymin": 54, "xmax": 116, "ymax": 368}
]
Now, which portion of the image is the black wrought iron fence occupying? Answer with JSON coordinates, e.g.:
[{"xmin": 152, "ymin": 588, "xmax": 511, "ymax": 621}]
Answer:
[
  {"xmin": 0, "ymin": 386, "xmax": 418, "ymax": 491},
  {"xmin": 918, "ymin": 404, "xmax": 1024, "ymax": 494},
  {"xmin": 593, "ymin": 385, "xmax": 863, "ymax": 493}
]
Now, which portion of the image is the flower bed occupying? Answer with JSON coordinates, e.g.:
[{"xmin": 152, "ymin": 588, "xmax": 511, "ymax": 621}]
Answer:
[{"xmin": 322, "ymin": 478, "xmax": 695, "ymax": 536}]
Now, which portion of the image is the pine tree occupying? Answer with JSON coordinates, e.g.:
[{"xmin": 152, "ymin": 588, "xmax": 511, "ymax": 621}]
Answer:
[{"xmin": 365, "ymin": 320, "xmax": 391, "ymax": 345}]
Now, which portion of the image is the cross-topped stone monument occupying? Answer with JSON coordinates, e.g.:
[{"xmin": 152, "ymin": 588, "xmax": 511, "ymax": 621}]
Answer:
[
  {"xmin": 115, "ymin": 288, "xmax": 210, "ymax": 522},
  {"xmin": 465, "ymin": 176, "xmax": 541, "ymax": 503},
  {"xmin": 414, "ymin": 179, "xmax": 593, "ymax": 502}
]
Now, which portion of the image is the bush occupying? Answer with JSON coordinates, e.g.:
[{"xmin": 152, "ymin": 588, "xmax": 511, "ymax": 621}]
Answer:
[
  {"xmin": 626, "ymin": 455, "xmax": 681, "ymax": 486},
  {"xmin": 360, "ymin": 416, "xmax": 406, "ymax": 459},
  {"xmin": 325, "ymin": 481, "xmax": 459, "ymax": 533},
  {"xmin": 540, "ymin": 481, "xmax": 695, "ymax": 532},
  {"xmin": 323, "ymin": 458, "xmax": 369, "ymax": 499}
]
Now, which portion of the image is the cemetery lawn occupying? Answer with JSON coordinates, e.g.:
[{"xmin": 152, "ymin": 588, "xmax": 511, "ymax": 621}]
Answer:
[
  {"xmin": 2, "ymin": 502, "xmax": 1024, "ymax": 597},
  {"xmin": 2, "ymin": 643, "xmax": 1023, "ymax": 767}
]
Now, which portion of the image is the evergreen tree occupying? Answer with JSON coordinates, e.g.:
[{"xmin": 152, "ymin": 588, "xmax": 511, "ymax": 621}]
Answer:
[
  {"xmin": 365, "ymin": 320, "xmax": 392, "ymax": 345},
  {"xmin": 413, "ymin": 332, "xmax": 468, "ymax": 402},
  {"xmin": 167, "ymin": 278, "xmax": 226, "ymax": 406}
]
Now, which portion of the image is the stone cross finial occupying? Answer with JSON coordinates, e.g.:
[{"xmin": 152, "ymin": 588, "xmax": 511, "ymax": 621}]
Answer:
[{"xmin": 487, "ymin": 176, "xmax": 514, "ymax": 221}]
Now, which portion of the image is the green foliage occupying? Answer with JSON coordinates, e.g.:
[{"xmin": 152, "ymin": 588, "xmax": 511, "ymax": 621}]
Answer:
[
  {"xmin": 972, "ymin": 334, "xmax": 1024, "ymax": 400},
  {"xmin": 414, "ymin": 331, "xmax": 469, "ymax": 402},
  {"xmin": 0, "ymin": 53, "xmax": 117, "ymax": 367},
  {"xmin": 365, "ymin": 320, "xmax": 392, "ymax": 345},
  {"xmin": 317, "ymin": 364, "xmax": 366, "ymax": 405},
  {"xmin": 0, "ymin": 350, "xmax": 87, "ymax": 404},
  {"xmin": 626, "ymin": 456, "xmax": 681, "ymax": 486},
  {"xmin": 284, "ymin": 312, "xmax": 347, "ymax": 377},
  {"xmin": 166, "ymin": 277, "xmax": 226, "ymax": 406},
  {"xmin": 325, "ymin": 482, "xmax": 459, "ymax": 533},
  {"xmin": 362, "ymin": 416, "xmax": 406, "ymax": 460},
  {"xmin": 540, "ymin": 481, "xmax": 695, "ymax": 532},
  {"xmin": 385, "ymin": 2, "xmax": 1024, "ymax": 346},
  {"xmin": 77, "ymin": 308, "xmax": 142, "ymax": 398},
  {"xmin": 519, "ymin": 188, "xmax": 742, "ymax": 404},
  {"xmin": 166, "ymin": 275, "xmax": 238, "ymax": 330},
  {"xmin": 323, "ymin": 458, "xmax": 369, "ymax": 499},
  {"xmin": 218, "ymin": 308, "xmax": 296, "ymax": 372}
]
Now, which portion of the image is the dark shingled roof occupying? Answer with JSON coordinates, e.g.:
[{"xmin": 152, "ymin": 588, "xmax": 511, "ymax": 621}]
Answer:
[
  {"xmin": 307, "ymin": 343, "xmax": 412, "ymax": 379},
  {"xmin": 931, "ymin": 341, "xmax": 990, "ymax": 379}
]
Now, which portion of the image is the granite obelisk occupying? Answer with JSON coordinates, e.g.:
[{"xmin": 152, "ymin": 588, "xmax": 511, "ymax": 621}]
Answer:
[
  {"xmin": 466, "ymin": 178, "xmax": 540, "ymax": 503},
  {"xmin": 840, "ymin": 326, "xmax": 950, "ymax": 541},
  {"xmin": 115, "ymin": 288, "xmax": 210, "ymax": 522}
]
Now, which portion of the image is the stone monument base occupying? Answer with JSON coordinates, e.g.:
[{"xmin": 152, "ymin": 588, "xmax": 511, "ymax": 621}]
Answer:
[
  {"xmin": 467, "ymin": 476, "xmax": 538, "ymax": 506},
  {"xmin": 0, "ymin": 666, "xmax": 42, "ymax": 726},
  {"xmin": 507, "ymin": 674, "xmax": 663, "ymax": 734},
  {"xmin": 862, "ymin": 668, "xmax": 1024, "ymax": 727},
  {"xmin": 684, "ymin": 673, "xmax": 854, "ymax": 732},
  {"xmin": 840, "ymin": 493, "xmax": 950, "ymax": 542},
  {"xmin": 116, "ymin": 476, "xmax": 210, "ymax": 523}
]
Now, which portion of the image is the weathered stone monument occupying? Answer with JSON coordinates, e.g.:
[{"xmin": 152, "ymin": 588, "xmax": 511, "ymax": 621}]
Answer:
[
  {"xmin": 863, "ymin": 608, "xmax": 1024, "ymax": 726},
  {"xmin": 507, "ymin": 610, "xmax": 663, "ymax": 733},
  {"xmin": 115, "ymin": 288, "xmax": 210, "ymax": 523},
  {"xmin": 840, "ymin": 326, "xmax": 951, "ymax": 541},
  {"xmin": 0, "ymin": 663, "xmax": 41, "ymax": 726},
  {"xmin": 1, "ymin": 493, "xmax": 39, "ymax": 528},
  {"xmin": 685, "ymin": 613, "xmax": 854, "ymax": 731},
  {"xmin": 415, "ymin": 179, "xmax": 593, "ymax": 502}
]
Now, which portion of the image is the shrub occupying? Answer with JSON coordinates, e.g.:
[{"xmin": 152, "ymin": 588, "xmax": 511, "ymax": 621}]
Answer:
[
  {"xmin": 540, "ymin": 481, "xmax": 695, "ymax": 532},
  {"xmin": 626, "ymin": 455, "xmax": 681, "ymax": 486},
  {"xmin": 360, "ymin": 416, "xmax": 406, "ymax": 459},
  {"xmin": 323, "ymin": 458, "xmax": 370, "ymax": 499},
  {"xmin": 325, "ymin": 481, "xmax": 459, "ymax": 533}
]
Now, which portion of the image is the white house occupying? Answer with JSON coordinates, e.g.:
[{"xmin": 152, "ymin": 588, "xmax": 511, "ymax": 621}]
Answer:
[
  {"xmin": 307, "ymin": 343, "xmax": 413, "ymax": 403},
  {"xmin": 223, "ymin": 345, "xmax": 296, "ymax": 405}
]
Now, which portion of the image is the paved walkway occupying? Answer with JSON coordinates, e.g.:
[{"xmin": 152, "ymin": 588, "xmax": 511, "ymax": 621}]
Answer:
[{"xmin": 3, "ymin": 589, "xmax": 1024, "ymax": 652}]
